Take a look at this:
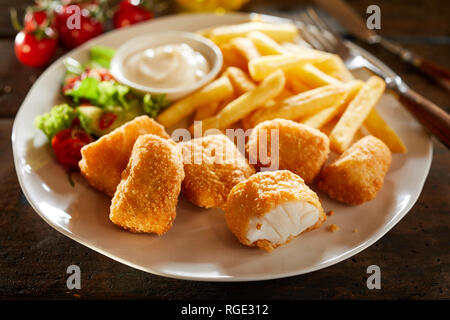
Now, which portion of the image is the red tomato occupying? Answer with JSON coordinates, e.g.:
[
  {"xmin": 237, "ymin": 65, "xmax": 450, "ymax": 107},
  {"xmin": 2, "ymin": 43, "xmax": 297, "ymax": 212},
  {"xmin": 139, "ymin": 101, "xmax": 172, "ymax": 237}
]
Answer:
[
  {"xmin": 99, "ymin": 112, "xmax": 118, "ymax": 130},
  {"xmin": 113, "ymin": 0, "xmax": 153, "ymax": 29},
  {"xmin": 24, "ymin": 10, "xmax": 50, "ymax": 33},
  {"xmin": 81, "ymin": 68, "xmax": 114, "ymax": 81},
  {"xmin": 14, "ymin": 31, "xmax": 57, "ymax": 67},
  {"xmin": 56, "ymin": 4, "xmax": 103, "ymax": 48},
  {"xmin": 51, "ymin": 128, "xmax": 93, "ymax": 169},
  {"xmin": 62, "ymin": 74, "xmax": 81, "ymax": 93}
]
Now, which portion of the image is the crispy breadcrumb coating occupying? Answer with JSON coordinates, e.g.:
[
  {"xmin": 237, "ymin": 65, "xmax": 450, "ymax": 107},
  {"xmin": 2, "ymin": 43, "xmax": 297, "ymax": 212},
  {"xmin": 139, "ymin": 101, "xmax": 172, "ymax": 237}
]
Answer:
[
  {"xmin": 179, "ymin": 134, "xmax": 255, "ymax": 209},
  {"xmin": 329, "ymin": 224, "xmax": 339, "ymax": 232},
  {"xmin": 246, "ymin": 119, "xmax": 330, "ymax": 184},
  {"xmin": 317, "ymin": 135, "xmax": 392, "ymax": 205},
  {"xmin": 225, "ymin": 170, "xmax": 326, "ymax": 252},
  {"xmin": 79, "ymin": 116, "xmax": 169, "ymax": 196},
  {"xmin": 110, "ymin": 134, "xmax": 184, "ymax": 234}
]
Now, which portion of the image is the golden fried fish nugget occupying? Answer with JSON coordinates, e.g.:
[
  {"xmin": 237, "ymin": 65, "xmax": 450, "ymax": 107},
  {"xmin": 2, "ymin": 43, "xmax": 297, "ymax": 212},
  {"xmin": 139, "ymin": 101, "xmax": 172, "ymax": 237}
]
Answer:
[
  {"xmin": 317, "ymin": 135, "xmax": 392, "ymax": 205},
  {"xmin": 179, "ymin": 134, "xmax": 255, "ymax": 209},
  {"xmin": 225, "ymin": 170, "xmax": 326, "ymax": 252},
  {"xmin": 110, "ymin": 134, "xmax": 184, "ymax": 234},
  {"xmin": 79, "ymin": 116, "xmax": 169, "ymax": 196},
  {"xmin": 247, "ymin": 119, "xmax": 329, "ymax": 183}
]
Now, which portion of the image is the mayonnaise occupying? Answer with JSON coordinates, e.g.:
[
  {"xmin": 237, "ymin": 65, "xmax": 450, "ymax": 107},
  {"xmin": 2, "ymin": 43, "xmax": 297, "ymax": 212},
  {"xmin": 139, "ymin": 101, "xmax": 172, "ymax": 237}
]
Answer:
[{"xmin": 122, "ymin": 43, "xmax": 210, "ymax": 89}]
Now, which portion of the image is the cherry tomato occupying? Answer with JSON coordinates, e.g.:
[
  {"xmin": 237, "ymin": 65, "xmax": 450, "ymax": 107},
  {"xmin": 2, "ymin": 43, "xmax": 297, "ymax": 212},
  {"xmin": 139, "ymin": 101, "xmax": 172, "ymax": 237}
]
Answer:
[
  {"xmin": 99, "ymin": 112, "xmax": 118, "ymax": 130},
  {"xmin": 81, "ymin": 68, "xmax": 114, "ymax": 81},
  {"xmin": 56, "ymin": 4, "xmax": 103, "ymax": 48},
  {"xmin": 113, "ymin": 0, "xmax": 153, "ymax": 29},
  {"xmin": 14, "ymin": 30, "xmax": 57, "ymax": 67},
  {"xmin": 51, "ymin": 128, "xmax": 93, "ymax": 169},
  {"xmin": 24, "ymin": 9, "xmax": 56, "ymax": 33},
  {"xmin": 24, "ymin": 10, "xmax": 47, "ymax": 33},
  {"xmin": 62, "ymin": 74, "xmax": 81, "ymax": 93}
]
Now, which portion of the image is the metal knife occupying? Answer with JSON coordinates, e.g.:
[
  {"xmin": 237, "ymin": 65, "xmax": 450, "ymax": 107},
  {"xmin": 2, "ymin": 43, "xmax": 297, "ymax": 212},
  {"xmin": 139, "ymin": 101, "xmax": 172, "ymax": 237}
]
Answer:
[{"xmin": 312, "ymin": 0, "xmax": 450, "ymax": 92}]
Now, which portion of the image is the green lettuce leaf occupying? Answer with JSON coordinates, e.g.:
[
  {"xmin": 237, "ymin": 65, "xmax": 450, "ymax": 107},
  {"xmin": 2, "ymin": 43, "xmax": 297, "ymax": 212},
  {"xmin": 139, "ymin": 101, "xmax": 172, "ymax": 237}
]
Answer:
[
  {"xmin": 89, "ymin": 46, "xmax": 116, "ymax": 69},
  {"xmin": 34, "ymin": 104, "xmax": 77, "ymax": 140},
  {"xmin": 65, "ymin": 77, "xmax": 100, "ymax": 103},
  {"xmin": 142, "ymin": 93, "xmax": 169, "ymax": 118}
]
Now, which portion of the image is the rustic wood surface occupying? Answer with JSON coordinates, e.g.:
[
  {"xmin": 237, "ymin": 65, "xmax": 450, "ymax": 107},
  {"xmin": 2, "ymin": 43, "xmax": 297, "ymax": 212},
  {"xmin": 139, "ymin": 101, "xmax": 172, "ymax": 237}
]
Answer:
[{"xmin": 0, "ymin": 0, "xmax": 448, "ymax": 299}]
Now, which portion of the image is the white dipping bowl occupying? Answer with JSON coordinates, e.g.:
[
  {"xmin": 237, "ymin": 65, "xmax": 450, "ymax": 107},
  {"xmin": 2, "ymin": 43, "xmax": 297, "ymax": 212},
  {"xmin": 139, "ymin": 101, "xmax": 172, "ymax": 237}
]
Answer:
[{"xmin": 110, "ymin": 31, "xmax": 223, "ymax": 101}]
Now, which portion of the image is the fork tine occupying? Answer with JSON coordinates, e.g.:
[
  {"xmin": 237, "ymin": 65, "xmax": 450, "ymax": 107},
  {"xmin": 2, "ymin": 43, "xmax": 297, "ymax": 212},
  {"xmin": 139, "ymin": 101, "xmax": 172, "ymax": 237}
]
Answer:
[
  {"xmin": 305, "ymin": 7, "xmax": 351, "ymax": 58},
  {"xmin": 301, "ymin": 10, "xmax": 336, "ymax": 53},
  {"xmin": 296, "ymin": 13, "xmax": 327, "ymax": 51}
]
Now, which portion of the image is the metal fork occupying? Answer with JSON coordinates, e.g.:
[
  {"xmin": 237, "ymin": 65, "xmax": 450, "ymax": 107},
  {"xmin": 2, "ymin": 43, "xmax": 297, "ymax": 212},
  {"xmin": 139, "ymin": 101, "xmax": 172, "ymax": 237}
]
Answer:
[{"xmin": 296, "ymin": 7, "xmax": 450, "ymax": 149}]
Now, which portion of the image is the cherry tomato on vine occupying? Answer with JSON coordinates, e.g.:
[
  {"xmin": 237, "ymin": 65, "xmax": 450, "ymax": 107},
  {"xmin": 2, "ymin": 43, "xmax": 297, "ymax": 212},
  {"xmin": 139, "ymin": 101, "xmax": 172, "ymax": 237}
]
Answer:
[
  {"xmin": 55, "ymin": 3, "xmax": 104, "ymax": 48},
  {"xmin": 11, "ymin": 6, "xmax": 58, "ymax": 67},
  {"xmin": 24, "ymin": 10, "xmax": 53, "ymax": 33},
  {"xmin": 113, "ymin": 0, "xmax": 153, "ymax": 29},
  {"xmin": 14, "ymin": 30, "xmax": 58, "ymax": 67}
]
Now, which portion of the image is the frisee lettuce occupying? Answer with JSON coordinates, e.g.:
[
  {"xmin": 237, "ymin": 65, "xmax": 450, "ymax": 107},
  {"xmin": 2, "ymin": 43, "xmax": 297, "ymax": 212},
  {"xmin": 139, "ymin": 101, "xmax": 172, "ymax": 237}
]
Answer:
[
  {"xmin": 143, "ymin": 93, "xmax": 170, "ymax": 118},
  {"xmin": 34, "ymin": 104, "xmax": 77, "ymax": 140}
]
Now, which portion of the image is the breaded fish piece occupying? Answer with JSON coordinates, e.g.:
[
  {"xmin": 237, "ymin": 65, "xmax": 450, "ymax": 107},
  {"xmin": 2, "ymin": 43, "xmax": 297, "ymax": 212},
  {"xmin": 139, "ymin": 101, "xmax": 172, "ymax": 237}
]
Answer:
[
  {"xmin": 110, "ymin": 134, "xmax": 184, "ymax": 234},
  {"xmin": 246, "ymin": 119, "xmax": 329, "ymax": 183},
  {"xmin": 79, "ymin": 115, "xmax": 169, "ymax": 196},
  {"xmin": 225, "ymin": 170, "xmax": 326, "ymax": 252},
  {"xmin": 179, "ymin": 134, "xmax": 255, "ymax": 209},
  {"xmin": 317, "ymin": 135, "xmax": 392, "ymax": 205}
]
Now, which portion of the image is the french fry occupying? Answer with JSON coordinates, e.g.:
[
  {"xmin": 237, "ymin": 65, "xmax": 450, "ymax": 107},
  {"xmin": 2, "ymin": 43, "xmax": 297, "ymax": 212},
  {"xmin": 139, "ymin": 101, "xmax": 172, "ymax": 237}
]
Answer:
[
  {"xmin": 209, "ymin": 22, "xmax": 298, "ymax": 45},
  {"xmin": 319, "ymin": 116, "xmax": 339, "ymax": 136},
  {"xmin": 281, "ymin": 43, "xmax": 352, "ymax": 81},
  {"xmin": 247, "ymin": 35, "xmax": 346, "ymax": 86},
  {"xmin": 156, "ymin": 76, "xmax": 234, "ymax": 128},
  {"xmin": 249, "ymin": 54, "xmax": 327, "ymax": 81},
  {"xmin": 241, "ymin": 89, "xmax": 294, "ymax": 130},
  {"xmin": 275, "ymin": 88, "xmax": 295, "ymax": 101},
  {"xmin": 291, "ymin": 63, "xmax": 342, "ymax": 87},
  {"xmin": 230, "ymin": 37, "xmax": 261, "ymax": 62},
  {"xmin": 314, "ymin": 54, "xmax": 354, "ymax": 82},
  {"xmin": 223, "ymin": 66, "xmax": 256, "ymax": 95},
  {"xmin": 220, "ymin": 43, "xmax": 248, "ymax": 70},
  {"xmin": 282, "ymin": 43, "xmax": 332, "ymax": 59},
  {"xmin": 196, "ymin": 70, "xmax": 285, "ymax": 132},
  {"xmin": 247, "ymin": 31, "xmax": 288, "ymax": 55},
  {"xmin": 301, "ymin": 80, "xmax": 364, "ymax": 129},
  {"xmin": 364, "ymin": 109, "xmax": 407, "ymax": 153},
  {"xmin": 262, "ymin": 88, "xmax": 294, "ymax": 108},
  {"xmin": 285, "ymin": 75, "xmax": 311, "ymax": 93},
  {"xmin": 247, "ymin": 84, "xmax": 347, "ymax": 126},
  {"xmin": 194, "ymin": 102, "xmax": 220, "ymax": 121},
  {"xmin": 224, "ymin": 66, "xmax": 288, "ymax": 110},
  {"xmin": 329, "ymin": 76, "xmax": 386, "ymax": 153},
  {"xmin": 281, "ymin": 42, "xmax": 315, "ymax": 55}
]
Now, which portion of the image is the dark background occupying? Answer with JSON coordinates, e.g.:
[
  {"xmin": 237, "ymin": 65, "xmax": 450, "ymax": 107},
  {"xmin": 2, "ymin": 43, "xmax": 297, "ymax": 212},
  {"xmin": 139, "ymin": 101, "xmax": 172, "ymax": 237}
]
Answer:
[{"xmin": 0, "ymin": 0, "xmax": 448, "ymax": 299}]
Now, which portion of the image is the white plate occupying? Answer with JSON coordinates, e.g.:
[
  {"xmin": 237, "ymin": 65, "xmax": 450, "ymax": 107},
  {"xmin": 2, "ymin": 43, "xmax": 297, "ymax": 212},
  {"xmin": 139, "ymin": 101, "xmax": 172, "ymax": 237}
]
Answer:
[{"xmin": 12, "ymin": 13, "xmax": 432, "ymax": 281}]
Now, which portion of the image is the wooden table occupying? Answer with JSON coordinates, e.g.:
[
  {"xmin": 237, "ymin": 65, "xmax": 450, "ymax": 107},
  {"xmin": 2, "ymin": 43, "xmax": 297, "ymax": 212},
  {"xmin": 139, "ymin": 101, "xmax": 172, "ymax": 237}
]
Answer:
[{"xmin": 0, "ymin": 0, "xmax": 448, "ymax": 299}]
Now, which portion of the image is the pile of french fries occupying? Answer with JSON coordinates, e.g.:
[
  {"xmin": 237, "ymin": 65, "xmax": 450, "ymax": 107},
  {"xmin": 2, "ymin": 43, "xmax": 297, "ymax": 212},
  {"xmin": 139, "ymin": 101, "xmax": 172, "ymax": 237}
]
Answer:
[{"xmin": 156, "ymin": 20, "xmax": 406, "ymax": 154}]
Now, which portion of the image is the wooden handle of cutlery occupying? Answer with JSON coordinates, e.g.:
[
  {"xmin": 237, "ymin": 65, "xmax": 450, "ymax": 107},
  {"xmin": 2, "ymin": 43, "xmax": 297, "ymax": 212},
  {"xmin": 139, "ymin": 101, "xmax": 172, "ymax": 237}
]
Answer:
[
  {"xmin": 397, "ymin": 88, "xmax": 450, "ymax": 148},
  {"xmin": 418, "ymin": 59, "xmax": 450, "ymax": 92},
  {"xmin": 376, "ymin": 37, "xmax": 450, "ymax": 92}
]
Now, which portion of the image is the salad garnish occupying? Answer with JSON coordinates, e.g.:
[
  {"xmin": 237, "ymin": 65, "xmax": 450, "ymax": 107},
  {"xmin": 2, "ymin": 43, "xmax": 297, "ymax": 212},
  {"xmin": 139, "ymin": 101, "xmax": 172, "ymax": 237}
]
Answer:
[{"xmin": 35, "ymin": 45, "xmax": 170, "ymax": 169}]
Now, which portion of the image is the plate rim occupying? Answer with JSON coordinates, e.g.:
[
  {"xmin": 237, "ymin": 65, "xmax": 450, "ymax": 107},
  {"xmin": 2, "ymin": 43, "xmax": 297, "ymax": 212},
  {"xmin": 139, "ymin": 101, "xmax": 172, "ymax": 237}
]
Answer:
[{"xmin": 11, "ymin": 12, "xmax": 433, "ymax": 282}]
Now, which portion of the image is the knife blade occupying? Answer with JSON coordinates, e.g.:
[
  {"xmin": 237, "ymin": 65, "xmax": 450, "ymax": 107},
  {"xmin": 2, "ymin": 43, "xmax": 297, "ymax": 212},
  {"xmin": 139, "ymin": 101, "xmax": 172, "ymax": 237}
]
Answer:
[{"xmin": 312, "ymin": 0, "xmax": 450, "ymax": 92}]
